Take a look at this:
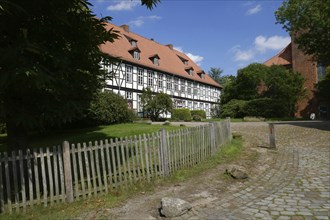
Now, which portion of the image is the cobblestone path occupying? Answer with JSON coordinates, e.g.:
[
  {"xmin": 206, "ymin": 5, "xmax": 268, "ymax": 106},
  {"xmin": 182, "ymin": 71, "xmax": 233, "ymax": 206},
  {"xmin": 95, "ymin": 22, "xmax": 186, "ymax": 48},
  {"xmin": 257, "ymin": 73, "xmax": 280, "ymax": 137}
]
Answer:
[
  {"xmin": 80, "ymin": 121, "xmax": 330, "ymax": 220},
  {"xmin": 178, "ymin": 121, "xmax": 330, "ymax": 220}
]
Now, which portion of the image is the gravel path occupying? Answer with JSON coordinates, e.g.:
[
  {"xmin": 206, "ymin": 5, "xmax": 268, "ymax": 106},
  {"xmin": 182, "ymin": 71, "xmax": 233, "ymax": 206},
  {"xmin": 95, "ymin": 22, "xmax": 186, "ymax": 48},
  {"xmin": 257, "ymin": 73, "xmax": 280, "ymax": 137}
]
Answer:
[{"xmin": 78, "ymin": 121, "xmax": 330, "ymax": 220}]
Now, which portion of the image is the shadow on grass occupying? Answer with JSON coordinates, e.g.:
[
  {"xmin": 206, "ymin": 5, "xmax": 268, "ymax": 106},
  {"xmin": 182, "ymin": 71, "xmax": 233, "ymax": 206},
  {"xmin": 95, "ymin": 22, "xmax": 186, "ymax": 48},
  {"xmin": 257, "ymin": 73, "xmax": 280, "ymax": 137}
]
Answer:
[{"xmin": 0, "ymin": 127, "xmax": 115, "ymax": 152}]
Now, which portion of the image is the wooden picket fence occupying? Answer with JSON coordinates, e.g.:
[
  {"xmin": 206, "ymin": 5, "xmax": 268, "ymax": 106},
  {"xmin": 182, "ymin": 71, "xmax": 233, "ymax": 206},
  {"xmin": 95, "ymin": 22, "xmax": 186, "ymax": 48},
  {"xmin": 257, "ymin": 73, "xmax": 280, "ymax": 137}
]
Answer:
[{"xmin": 0, "ymin": 121, "xmax": 231, "ymax": 214}]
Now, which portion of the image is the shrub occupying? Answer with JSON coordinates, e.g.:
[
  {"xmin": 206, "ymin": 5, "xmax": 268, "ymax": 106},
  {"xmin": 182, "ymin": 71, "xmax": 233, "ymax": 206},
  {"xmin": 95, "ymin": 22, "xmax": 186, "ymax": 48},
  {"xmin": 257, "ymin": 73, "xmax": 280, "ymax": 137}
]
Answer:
[
  {"xmin": 192, "ymin": 115, "xmax": 202, "ymax": 121},
  {"xmin": 88, "ymin": 91, "xmax": 136, "ymax": 125},
  {"xmin": 221, "ymin": 99, "xmax": 247, "ymax": 118},
  {"xmin": 0, "ymin": 123, "xmax": 6, "ymax": 134},
  {"xmin": 243, "ymin": 98, "xmax": 288, "ymax": 118},
  {"xmin": 171, "ymin": 108, "xmax": 192, "ymax": 121},
  {"xmin": 190, "ymin": 110, "xmax": 206, "ymax": 119}
]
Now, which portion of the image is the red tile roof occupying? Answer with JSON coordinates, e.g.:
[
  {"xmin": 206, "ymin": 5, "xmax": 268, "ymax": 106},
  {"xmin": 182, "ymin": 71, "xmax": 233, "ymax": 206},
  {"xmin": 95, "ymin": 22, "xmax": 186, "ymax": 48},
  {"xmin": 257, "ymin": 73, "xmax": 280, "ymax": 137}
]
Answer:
[
  {"xmin": 100, "ymin": 23, "xmax": 222, "ymax": 88},
  {"xmin": 264, "ymin": 43, "xmax": 292, "ymax": 67}
]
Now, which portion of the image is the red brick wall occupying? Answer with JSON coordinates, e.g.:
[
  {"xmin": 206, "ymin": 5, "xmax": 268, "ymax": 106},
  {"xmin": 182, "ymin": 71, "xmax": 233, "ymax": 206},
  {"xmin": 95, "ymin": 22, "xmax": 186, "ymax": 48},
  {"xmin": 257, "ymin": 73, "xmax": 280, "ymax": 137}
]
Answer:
[{"xmin": 291, "ymin": 42, "xmax": 318, "ymax": 117}]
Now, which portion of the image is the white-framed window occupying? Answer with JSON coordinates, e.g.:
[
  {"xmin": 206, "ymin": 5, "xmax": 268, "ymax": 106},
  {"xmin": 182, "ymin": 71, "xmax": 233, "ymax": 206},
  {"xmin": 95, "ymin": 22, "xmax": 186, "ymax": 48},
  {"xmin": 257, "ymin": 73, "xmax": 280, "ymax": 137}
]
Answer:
[
  {"xmin": 174, "ymin": 78, "xmax": 179, "ymax": 91},
  {"xmin": 148, "ymin": 71, "xmax": 154, "ymax": 87},
  {"xmin": 133, "ymin": 50, "xmax": 140, "ymax": 60},
  {"xmin": 205, "ymin": 103, "xmax": 209, "ymax": 110},
  {"xmin": 126, "ymin": 91, "xmax": 133, "ymax": 100},
  {"xmin": 180, "ymin": 79, "xmax": 185, "ymax": 92},
  {"xmin": 138, "ymin": 68, "xmax": 144, "ymax": 85},
  {"xmin": 158, "ymin": 73, "xmax": 163, "ymax": 88},
  {"xmin": 188, "ymin": 101, "xmax": 192, "ymax": 109},
  {"xmin": 166, "ymin": 76, "xmax": 172, "ymax": 90},
  {"xmin": 187, "ymin": 82, "xmax": 191, "ymax": 94},
  {"xmin": 130, "ymin": 40, "xmax": 137, "ymax": 47},
  {"xmin": 153, "ymin": 57, "xmax": 159, "ymax": 65},
  {"xmin": 194, "ymin": 88, "xmax": 198, "ymax": 95},
  {"xmin": 194, "ymin": 102, "xmax": 198, "ymax": 110},
  {"xmin": 126, "ymin": 65, "xmax": 132, "ymax": 83}
]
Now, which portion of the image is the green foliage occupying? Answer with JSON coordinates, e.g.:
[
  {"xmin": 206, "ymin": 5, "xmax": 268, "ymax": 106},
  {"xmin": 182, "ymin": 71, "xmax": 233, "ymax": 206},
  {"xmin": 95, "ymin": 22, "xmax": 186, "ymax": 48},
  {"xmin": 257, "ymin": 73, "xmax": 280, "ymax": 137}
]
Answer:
[
  {"xmin": 0, "ymin": 0, "xmax": 118, "ymax": 129},
  {"xmin": 243, "ymin": 98, "xmax": 287, "ymax": 118},
  {"xmin": 208, "ymin": 67, "xmax": 224, "ymax": 85},
  {"xmin": 315, "ymin": 69, "xmax": 330, "ymax": 102},
  {"xmin": 263, "ymin": 65, "xmax": 305, "ymax": 116},
  {"xmin": 221, "ymin": 100, "xmax": 247, "ymax": 118},
  {"xmin": 0, "ymin": 123, "xmax": 6, "ymax": 134},
  {"xmin": 190, "ymin": 110, "xmax": 206, "ymax": 119},
  {"xmin": 221, "ymin": 64, "xmax": 305, "ymax": 118},
  {"xmin": 275, "ymin": 0, "xmax": 330, "ymax": 65},
  {"xmin": 235, "ymin": 63, "xmax": 268, "ymax": 100},
  {"xmin": 171, "ymin": 108, "xmax": 192, "ymax": 121},
  {"xmin": 140, "ymin": 88, "xmax": 173, "ymax": 121},
  {"xmin": 0, "ymin": 0, "xmax": 160, "ymax": 150},
  {"xmin": 88, "ymin": 91, "xmax": 135, "ymax": 125},
  {"xmin": 221, "ymin": 63, "xmax": 268, "ymax": 104}
]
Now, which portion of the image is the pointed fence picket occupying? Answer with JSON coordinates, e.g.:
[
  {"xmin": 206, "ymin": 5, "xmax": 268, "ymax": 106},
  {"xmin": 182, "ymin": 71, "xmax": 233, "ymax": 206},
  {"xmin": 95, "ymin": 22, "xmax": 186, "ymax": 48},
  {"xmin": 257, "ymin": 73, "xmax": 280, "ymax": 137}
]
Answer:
[{"xmin": 0, "ymin": 120, "xmax": 231, "ymax": 214}]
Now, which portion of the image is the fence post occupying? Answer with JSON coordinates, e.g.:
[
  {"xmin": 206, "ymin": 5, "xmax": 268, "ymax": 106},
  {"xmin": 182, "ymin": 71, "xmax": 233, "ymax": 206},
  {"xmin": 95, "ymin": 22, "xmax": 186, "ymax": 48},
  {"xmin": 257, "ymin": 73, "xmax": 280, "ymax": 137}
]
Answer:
[
  {"xmin": 63, "ymin": 141, "xmax": 74, "ymax": 203},
  {"xmin": 269, "ymin": 123, "xmax": 276, "ymax": 148},
  {"xmin": 160, "ymin": 129, "xmax": 169, "ymax": 176},
  {"xmin": 209, "ymin": 123, "xmax": 215, "ymax": 154},
  {"xmin": 226, "ymin": 117, "xmax": 232, "ymax": 142}
]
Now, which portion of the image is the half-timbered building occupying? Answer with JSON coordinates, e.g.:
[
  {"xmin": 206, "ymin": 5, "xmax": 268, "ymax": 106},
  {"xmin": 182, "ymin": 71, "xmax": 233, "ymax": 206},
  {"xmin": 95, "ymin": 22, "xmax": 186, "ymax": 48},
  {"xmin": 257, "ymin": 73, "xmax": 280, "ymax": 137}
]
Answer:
[{"xmin": 100, "ymin": 23, "xmax": 222, "ymax": 118}]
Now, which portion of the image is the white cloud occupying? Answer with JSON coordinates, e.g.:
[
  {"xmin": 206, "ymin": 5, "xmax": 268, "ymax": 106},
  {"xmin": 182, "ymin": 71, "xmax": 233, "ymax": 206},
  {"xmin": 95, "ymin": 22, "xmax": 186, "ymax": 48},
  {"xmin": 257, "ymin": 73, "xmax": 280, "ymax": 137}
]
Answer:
[
  {"xmin": 230, "ymin": 35, "xmax": 290, "ymax": 63},
  {"xmin": 129, "ymin": 15, "xmax": 161, "ymax": 27},
  {"xmin": 174, "ymin": 46, "xmax": 204, "ymax": 65},
  {"xmin": 174, "ymin": 46, "xmax": 183, "ymax": 52},
  {"xmin": 186, "ymin": 53, "xmax": 204, "ymax": 65},
  {"xmin": 231, "ymin": 45, "xmax": 255, "ymax": 62},
  {"xmin": 255, "ymin": 35, "xmax": 291, "ymax": 52},
  {"xmin": 246, "ymin": 4, "xmax": 262, "ymax": 15},
  {"xmin": 107, "ymin": 0, "xmax": 139, "ymax": 11}
]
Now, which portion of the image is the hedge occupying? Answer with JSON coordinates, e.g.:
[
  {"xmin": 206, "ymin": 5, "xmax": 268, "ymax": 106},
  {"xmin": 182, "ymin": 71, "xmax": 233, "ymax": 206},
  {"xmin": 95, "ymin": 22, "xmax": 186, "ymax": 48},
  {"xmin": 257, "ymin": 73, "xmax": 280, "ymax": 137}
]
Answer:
[{"xmin": 171, "ymin": 108, "xmax": 192, "ymax": 121}]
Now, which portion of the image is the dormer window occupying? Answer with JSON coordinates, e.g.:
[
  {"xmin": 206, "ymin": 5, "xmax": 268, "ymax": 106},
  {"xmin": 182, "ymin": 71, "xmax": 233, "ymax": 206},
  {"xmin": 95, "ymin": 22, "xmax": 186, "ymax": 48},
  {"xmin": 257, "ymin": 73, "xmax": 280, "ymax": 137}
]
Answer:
[
  {"xmin": 153, "ymin": 57, "xmax": 159, "ymax": 65},
  {"xmin": 198, "ymin": 71, "xmax": 205, "ymax": 79},
  {"xmin": 185, "ymin": 67, "xmax": 194, "ymax": 76},
  {"xmin": 130, "ymin": 40, "xmax": 137, "ymax": 47},
  {"xmin": 133, "ymin": 50, "xmax": 140, "ymax": 59},
  {"xmin": 149, "ymin": 54, "xmax": 160, "ymax": 66},
  {"xmin": 129, "ymin": 47, "xmax": 141, "ymax": 60},
  {"xmin": 177, "ymin": 55, "xmax": 188, "ymax": 65}
]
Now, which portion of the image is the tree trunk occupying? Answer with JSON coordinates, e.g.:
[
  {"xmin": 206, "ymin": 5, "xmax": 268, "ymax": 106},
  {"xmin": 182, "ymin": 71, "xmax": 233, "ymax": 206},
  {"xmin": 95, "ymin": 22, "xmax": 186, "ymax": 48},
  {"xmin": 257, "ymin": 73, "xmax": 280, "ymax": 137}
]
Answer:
[{"xmin": 6, "ymin": 121, "xmax": 29, "ymax": 151}]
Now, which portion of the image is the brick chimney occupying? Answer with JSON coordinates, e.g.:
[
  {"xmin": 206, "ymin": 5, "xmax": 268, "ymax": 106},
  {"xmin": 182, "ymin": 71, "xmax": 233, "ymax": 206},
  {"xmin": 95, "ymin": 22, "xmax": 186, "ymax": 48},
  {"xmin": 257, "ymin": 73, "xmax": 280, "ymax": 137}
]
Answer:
[
  {"xmin": 120, "ymin": 24, "xmax": 129, "ymax": 32},
  {"xmin": 166, "ymin": 44, "xmax": 173, "ymax": 50}
]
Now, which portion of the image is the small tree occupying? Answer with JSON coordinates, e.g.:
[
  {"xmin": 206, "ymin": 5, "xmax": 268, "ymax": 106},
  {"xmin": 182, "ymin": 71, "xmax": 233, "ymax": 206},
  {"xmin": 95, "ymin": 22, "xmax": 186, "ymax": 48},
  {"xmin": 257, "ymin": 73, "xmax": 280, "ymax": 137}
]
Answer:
[{"xmin": 141, "ymin": 88, "xmax": 173, "ymax": 121}]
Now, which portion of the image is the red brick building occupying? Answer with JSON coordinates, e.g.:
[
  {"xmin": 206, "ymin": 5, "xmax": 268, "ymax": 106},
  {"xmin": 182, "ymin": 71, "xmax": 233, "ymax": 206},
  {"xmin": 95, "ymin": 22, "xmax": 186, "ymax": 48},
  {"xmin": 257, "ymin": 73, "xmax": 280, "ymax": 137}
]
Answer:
[{"xmin": 264, "ymin": 42, "xmax": 328, "ymax": 119}]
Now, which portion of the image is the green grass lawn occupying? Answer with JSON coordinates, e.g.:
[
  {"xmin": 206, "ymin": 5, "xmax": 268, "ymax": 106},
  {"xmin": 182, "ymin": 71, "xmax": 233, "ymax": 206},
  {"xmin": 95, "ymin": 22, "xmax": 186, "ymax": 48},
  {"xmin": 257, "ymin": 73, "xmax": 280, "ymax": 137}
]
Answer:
[{"xmin": 0, "ymin": 123, "xmax": 181, "ymax": 152}]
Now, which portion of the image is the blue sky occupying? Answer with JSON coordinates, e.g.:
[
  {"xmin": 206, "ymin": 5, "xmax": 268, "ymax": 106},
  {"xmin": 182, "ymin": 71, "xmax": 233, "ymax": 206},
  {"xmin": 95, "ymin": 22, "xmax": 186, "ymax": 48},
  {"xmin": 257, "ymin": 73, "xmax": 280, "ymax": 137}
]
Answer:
[{"xmin": 89, "ymin": 0, "xmax": 290, "ymax": 76}]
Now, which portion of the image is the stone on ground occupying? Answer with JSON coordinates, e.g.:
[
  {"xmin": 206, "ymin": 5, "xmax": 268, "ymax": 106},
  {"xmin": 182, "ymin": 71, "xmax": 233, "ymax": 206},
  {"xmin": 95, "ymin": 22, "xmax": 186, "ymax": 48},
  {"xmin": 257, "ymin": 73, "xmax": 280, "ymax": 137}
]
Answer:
[
  {"xmin": 225, "ymin": 165, "xmax": 248, "ymax": 179},
  {"xmin": 160, "ymin": 197, "xmax": 192, "ymax": 218}
]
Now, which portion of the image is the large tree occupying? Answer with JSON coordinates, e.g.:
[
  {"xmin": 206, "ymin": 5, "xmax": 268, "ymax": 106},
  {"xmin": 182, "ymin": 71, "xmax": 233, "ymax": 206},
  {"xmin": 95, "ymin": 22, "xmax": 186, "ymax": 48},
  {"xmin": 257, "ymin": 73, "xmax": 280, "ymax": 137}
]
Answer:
[
  {"xmin": 208, "ymin": 67, "xmax": 224, "ymax": 85},
  {"xmin": 0, "ymin": 0, "xmax": 159, "ymax": 149},
  {"xmin": 220, "ymin": 64, "xmax": 305, "ymax": 118},
  {"xmin": 223, "ymin": 63, "xmax": 268, "ymax": 103},
  {"xmin": 275, "ymin": 0, "xmax": 330, "ymax": 65},
  {"xmin": 263, "ymin": 65, "xmax": 306, "ymax": 116}
]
